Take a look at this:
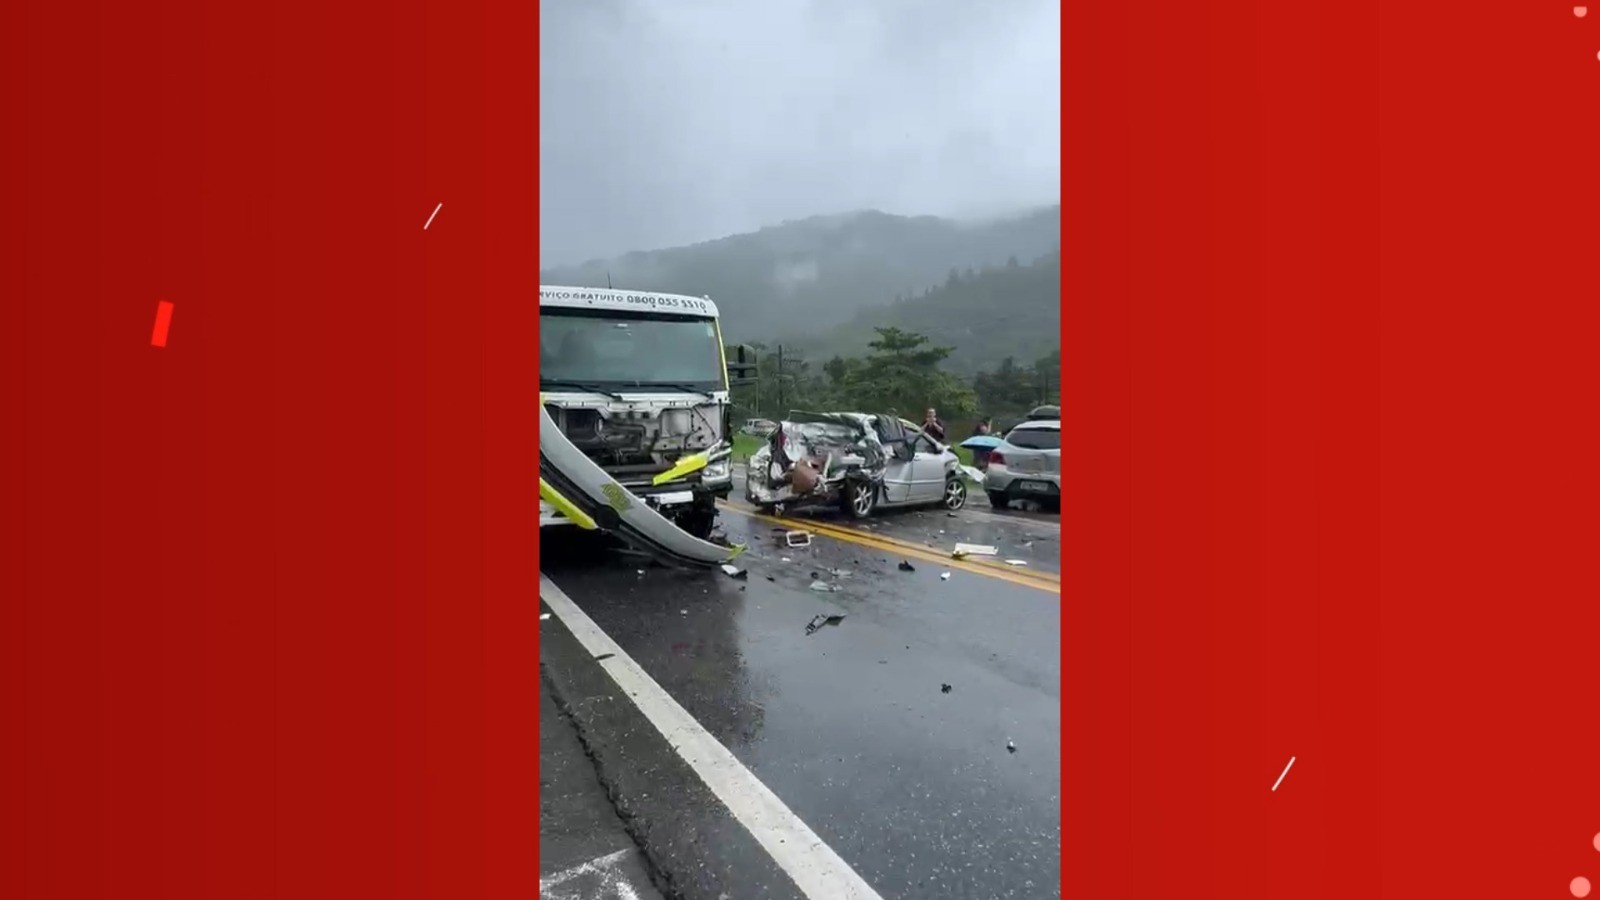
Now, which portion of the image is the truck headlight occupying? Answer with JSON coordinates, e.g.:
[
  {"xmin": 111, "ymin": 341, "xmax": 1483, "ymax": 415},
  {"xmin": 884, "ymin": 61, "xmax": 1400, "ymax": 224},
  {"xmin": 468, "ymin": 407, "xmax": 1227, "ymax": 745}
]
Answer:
[{"xmin": 703, "ymin": 459, "xmax": 729, "ymax": 481}]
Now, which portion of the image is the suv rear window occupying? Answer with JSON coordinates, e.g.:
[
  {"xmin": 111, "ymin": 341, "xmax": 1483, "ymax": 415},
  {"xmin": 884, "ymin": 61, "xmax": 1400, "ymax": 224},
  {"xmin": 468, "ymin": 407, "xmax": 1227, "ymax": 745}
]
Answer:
[{"xmin": 1006, "ymin": 426, "xmax": 1060, "ymax": 450}]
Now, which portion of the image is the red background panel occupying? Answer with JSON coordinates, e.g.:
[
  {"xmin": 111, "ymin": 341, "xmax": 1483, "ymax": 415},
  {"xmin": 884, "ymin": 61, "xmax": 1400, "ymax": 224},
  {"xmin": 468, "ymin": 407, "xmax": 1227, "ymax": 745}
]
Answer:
[
  {"xmin": 1064, "ymin": 2, "xmax": 1600, "ymax": 898},
  {"xmin": 0, "ymin": 1, "xmax": 538, "ymax": 897}
]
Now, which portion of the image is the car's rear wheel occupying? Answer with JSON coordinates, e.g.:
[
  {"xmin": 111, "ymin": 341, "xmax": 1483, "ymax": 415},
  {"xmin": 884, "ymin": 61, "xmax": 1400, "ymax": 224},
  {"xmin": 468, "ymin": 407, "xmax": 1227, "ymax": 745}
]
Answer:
[
  {"xmin": 987, "ymin": 490, "xmax": 1010, "ymax": 510},
  {"xmin": 843, "ymin": 481, "xmax": 877, "ymax": 519},
  {"xmin": 943, "ymin": 477, "xmax": 968, "ymax": 511}
]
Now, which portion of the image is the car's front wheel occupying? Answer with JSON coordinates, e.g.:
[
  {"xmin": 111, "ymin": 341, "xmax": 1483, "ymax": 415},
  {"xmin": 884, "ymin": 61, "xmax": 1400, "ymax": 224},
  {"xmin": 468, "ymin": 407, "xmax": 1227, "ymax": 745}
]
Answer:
[{"xmin": 943, "ymin": 477, "xmax": 968, "ymax": 511}]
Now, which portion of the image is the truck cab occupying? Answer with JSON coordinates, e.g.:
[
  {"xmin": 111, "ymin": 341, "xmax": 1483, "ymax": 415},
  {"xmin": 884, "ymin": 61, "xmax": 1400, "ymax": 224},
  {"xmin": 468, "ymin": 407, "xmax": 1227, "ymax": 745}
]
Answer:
[{"xmin": 539, "ymin": 286, "xmax": 755, "ymax": 539}]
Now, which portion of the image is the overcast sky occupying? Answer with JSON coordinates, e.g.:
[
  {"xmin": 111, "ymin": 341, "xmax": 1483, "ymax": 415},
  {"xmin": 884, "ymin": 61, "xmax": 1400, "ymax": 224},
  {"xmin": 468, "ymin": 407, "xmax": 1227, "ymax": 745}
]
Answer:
[{"xmin": 538, "ymin": 0, "xmax": 1060, "ymax": 266}]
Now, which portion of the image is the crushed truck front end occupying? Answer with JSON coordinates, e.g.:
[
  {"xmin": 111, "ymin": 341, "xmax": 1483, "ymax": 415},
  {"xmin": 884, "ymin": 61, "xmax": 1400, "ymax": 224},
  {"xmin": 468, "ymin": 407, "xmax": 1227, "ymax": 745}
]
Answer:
[{"xmin": 538, "ymin": 286, "xmax": 741, "ymax": 540}]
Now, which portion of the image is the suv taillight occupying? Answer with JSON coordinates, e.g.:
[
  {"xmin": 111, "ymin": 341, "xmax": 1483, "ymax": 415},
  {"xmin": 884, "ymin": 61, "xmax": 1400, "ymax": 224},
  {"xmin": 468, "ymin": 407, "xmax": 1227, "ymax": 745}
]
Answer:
[{"xmin": 989, "ymin": 450, "xmax": 1005, "ymax": 465}]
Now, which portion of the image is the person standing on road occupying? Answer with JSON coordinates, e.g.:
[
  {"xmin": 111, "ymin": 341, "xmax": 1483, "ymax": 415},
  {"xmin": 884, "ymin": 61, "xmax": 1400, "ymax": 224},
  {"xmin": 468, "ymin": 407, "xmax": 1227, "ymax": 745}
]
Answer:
[
  {"xmin": 970, "ymin": 416, "xmax": 994, "ymax": 469},
  {"xmin": 922, "ymin": 407, "xmax": 947, "ymax": 441}
]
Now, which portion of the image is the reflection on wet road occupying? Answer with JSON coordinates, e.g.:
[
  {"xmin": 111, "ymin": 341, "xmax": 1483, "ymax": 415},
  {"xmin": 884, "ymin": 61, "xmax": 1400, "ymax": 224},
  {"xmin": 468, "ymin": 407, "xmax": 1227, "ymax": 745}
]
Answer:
[{"xmin": 540, "ymin": 497, "xmax": 1061, "ymax": 900}]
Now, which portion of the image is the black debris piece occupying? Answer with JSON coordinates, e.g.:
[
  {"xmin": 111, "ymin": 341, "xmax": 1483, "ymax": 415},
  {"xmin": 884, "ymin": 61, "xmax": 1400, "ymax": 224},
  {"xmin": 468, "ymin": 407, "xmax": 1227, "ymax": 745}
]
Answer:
[
  {"xmin": 766, "ymin": 575, "xmax": 776, "ymax": 582},
  {"xmin": 1006, "ymin": 740, "xmax": 1017, "ymax": 754},
  {"xmin": 941, "ymin": 683, "xmax": 952, "ymax": 694},
  {"xmin": 594, "ymin": 653, "xmax": 615, "ymax": 662},
  {"xmin": 898, "ymin": 560, "xmax": 916, "ymax": 572}
]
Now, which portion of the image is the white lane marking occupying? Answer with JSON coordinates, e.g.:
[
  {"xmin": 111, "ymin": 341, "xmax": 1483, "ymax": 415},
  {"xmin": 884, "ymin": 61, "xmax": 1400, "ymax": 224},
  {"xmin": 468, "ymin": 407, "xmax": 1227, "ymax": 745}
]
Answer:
[
  {"xmin": 423, "ymin": 202, "xmax": 442, "ymax": 230},
  {"xmin": 541, "ymin": 574, "xmax": 886, "ymax": 900},
  {"xmin": 1272, "ymin": 756, "xmax": 1296, "ymax": 791}
]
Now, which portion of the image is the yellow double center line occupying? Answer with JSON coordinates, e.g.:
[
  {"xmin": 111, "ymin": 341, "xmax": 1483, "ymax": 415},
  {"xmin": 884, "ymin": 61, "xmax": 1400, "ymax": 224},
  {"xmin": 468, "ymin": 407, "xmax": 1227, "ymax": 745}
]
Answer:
[{"xmin": 718, "ymin": 500, "xmax": 1059, "ymax": 594}]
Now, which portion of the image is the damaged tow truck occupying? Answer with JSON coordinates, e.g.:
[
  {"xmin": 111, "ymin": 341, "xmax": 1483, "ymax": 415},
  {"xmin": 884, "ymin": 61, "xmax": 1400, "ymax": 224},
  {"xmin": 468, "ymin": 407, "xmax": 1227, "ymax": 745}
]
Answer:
[
  {"xmin": 745, "ymin": 412, "xmax": 974, "ymax": 519},
  {"xmin": 539, "ymin": 285, "xmax": 758, "ymax": 556}
]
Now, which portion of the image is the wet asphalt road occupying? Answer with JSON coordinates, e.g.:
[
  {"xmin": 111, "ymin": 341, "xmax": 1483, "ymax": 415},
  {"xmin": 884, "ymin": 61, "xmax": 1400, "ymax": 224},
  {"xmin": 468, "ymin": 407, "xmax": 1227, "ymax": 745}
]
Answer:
[{"xmin": 539, "ymin": 490, "xmax": 1061, "ymax": 900}]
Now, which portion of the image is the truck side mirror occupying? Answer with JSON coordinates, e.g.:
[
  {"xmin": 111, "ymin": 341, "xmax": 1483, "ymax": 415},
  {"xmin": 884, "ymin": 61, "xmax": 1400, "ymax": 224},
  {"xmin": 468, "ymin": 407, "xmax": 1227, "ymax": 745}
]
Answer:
[{"xmin": 726, "ymin": 343, "xmax": 759, "ymax": 386}]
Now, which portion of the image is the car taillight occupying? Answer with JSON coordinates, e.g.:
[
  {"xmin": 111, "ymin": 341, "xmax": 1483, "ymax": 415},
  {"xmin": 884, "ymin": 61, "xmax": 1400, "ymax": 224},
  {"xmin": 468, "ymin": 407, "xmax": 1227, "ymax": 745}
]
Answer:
[{"xmin": 989, "ymin": 450, "xmax": 1005, "ymax": 465}]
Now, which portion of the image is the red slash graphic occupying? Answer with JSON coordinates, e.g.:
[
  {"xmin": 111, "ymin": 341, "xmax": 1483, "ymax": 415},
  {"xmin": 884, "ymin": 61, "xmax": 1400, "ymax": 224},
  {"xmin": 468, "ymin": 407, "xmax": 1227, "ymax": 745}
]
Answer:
[{"xmin": 150, "ymin": 300, "xmax": 174, "ymax": 347}]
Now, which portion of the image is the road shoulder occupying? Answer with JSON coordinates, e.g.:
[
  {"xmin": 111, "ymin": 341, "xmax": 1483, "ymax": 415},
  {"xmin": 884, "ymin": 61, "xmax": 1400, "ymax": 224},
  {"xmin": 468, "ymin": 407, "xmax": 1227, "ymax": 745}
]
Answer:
[{"xmin": 541, "ymin": 597, "xmax": 809, "ymax": 900}]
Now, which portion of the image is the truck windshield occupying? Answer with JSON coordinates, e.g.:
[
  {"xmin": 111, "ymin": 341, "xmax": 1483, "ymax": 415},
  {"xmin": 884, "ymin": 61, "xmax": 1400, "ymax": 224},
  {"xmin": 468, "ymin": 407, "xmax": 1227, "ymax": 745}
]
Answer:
[{"xmin": 540, "ymin": 308, "xmax": 726, "ymax": 391}]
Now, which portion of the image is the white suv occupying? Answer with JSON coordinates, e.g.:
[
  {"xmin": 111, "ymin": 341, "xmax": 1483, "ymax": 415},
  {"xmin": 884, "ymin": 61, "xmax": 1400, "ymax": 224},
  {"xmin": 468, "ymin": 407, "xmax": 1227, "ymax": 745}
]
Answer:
[{"xmin": 983, "ymin": 419, "xmax": 1060, "ymax": 511}]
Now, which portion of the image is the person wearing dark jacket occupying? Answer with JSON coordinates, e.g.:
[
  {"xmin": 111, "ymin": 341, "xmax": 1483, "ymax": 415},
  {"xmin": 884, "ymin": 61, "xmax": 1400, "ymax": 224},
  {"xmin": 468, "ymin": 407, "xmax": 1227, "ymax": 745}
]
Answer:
[
  {"xmin": 922, "ymin": 407, "xmax": 947, "ymax": 441},
  {"xmin": 969, "ymin": 416, "xmax": 994, "ymax": 468}
]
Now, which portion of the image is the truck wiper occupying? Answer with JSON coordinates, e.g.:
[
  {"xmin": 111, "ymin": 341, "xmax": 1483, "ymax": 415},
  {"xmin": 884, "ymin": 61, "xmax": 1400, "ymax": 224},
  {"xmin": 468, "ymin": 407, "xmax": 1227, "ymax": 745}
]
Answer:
[
  {"xmin": 540, "ymin": 380, "xmax": 626, "ymax": 401},
  {"xmin": 646, "ymin": 383, "xmax": 715, "ymax": 401}
]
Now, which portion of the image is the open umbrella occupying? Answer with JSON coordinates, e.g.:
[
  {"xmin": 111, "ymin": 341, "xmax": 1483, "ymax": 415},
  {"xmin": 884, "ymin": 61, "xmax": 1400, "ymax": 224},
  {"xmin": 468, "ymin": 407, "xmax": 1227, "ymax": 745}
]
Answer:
[{"xmin": 960, "ymin": 435, "xmax": 1003, "ymax": 450}]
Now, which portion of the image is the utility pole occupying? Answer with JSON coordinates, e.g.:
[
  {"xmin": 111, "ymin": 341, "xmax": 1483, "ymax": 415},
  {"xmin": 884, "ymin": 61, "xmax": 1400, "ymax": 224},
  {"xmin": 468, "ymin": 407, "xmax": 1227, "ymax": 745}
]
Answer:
[{"xmin": 775, "ymin": 344, "xmax": 784, "ymax": 413}]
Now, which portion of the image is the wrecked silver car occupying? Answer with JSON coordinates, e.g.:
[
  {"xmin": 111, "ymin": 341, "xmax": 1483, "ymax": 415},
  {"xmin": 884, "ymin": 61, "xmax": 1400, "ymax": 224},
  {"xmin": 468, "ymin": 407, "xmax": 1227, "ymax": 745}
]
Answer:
[{"xmin": 745, "ymin": 412, "xmax": 970, "ymax": 518}]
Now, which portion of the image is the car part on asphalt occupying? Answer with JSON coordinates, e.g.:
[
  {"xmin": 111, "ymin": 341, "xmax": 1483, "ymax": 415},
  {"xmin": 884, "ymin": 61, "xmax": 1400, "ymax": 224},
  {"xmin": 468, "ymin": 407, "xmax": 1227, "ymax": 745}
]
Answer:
[
  {"xmin": 804, "ymin": 613, "xmax": 846, "ymax": 635},
  {"xmin": 953, "ymin": 542, "xmax": 998, "ymax": 557}
]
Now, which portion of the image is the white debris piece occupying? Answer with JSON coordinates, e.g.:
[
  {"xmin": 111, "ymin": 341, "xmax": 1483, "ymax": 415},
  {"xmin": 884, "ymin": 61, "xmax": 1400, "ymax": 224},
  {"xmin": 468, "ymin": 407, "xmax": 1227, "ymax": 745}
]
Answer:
[
  {"xmin": 939, "ymin": 571, "xmax": 952, "ymax": 581},
  {"xmin": 953, "ymin": 543, "xmax": 998, "ymax": 557}
]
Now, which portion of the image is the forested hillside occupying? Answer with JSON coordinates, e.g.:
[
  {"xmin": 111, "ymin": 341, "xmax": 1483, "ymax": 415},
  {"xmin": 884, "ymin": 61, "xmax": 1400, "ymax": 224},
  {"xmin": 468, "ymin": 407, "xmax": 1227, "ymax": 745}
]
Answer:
[
  {"xmin": 787, "ymin": 250, "xmax": 1059, "ymax": 377},
  {"xmin": 539, "ymin": 206, "xmax": 1060, "ymax": 345}
]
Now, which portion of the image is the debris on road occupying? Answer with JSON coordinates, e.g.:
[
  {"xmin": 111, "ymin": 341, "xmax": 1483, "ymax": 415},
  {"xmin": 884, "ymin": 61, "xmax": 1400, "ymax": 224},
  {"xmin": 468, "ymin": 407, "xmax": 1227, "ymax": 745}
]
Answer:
[
  {"xmin": 940, "ymin": 571, "xmax": 952, "ymax": 581},
  {"xmin": 809, "ymin": 580, "xmax": 840, "ymax": 593},
  {"xmin": 805, "ymin": 613, "xmax": 846, "ymax": 635},
  {"xmin": 941, "ymin": 683, "xmax": 952, "ymax": 694},
  {"xmin": 1005, "ymin": 559, "xmax": 1029, "ymax": 566},
  {"xmin": 898, "ymin": 560, "xmax": 916, "ymax": 572},
  {"xmin": 1006, "ymin": 739, "xmax": 1017, "ymax": 754},
  {"xmin": 594, "ymin": 653, "xmax": 615, "ymax": 662},
  {"xmin": 785, "ymin": 530, "xmax": 812, "ymax": 548},
  {"xmin": 540, "ymin": 613, "xmax": 551, "ymax": 621},
  {"xmin": 952, "ymin": 542, "xmax": 998, "ymax": 558},
  {"xmin": 719, "ymin": 564, "xmax": 748, "ymax": 579}
]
